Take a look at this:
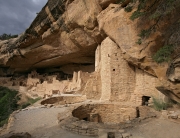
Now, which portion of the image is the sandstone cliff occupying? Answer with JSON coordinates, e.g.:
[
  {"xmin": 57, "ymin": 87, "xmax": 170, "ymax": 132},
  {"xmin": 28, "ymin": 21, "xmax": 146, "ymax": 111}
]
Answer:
[{"xmin": 0, "ymin": 0, "xmax": 180, "ymax": 103}]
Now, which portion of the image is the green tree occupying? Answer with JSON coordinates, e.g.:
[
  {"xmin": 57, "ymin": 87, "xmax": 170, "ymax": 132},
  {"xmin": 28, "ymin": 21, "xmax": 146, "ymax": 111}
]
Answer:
[{"xmin": 0, "ymin": 33, "xmax": 18, "ymax": 40}]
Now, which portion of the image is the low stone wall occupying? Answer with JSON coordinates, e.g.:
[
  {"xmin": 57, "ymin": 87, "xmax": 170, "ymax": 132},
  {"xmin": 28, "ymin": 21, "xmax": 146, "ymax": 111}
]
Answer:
[
  {"xmin": 63, "ymin": 119, "xmax": 99, "ymax": 136},
  {"xmin": 138, "ymin": 106, "xmax": 157, "ymax": 119},
  {"xmin": 61, "ymin": 117, "xmax": 133, "ymax": 137},
  {"xmin": 72, "ymin": 104, "xmax": 137, "ymax": 124},
  {"xmin": 59, "ymin": 103, "xmax": 157, "ymax": 137}
]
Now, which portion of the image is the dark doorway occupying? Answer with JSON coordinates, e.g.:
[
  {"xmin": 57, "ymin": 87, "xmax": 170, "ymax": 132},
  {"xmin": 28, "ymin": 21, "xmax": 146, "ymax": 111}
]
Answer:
[
  {"xmin": 108, "ymin": 132, "xmax": 115, "ymax": 138},
  {"xmin": 19, "ymin": 81, "xmax": 23, "ymax": 86},
  {"xmin": 83, "ymin": 117, "xmax": 89, "ymax": 121},
  {"xmin": 136, "ymin": 107, "xmax": 140, "ymax": 118},
  {"xmin": 40, "ymin": 79, "xmax": 44, "ymax": 83},
  {"xmin": 142, "ymin": 96, "xmax": 151, "ymax": 106}
]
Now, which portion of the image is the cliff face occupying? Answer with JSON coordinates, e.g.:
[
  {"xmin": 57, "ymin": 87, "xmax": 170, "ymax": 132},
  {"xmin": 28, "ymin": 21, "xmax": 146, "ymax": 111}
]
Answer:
[
  {"xmin": 0, "ymin": 0, "xmax": 104, "ymax": 73},
  {"xmin": 0, "ymin": 0, "xmax": 180, "ymax": 103}
]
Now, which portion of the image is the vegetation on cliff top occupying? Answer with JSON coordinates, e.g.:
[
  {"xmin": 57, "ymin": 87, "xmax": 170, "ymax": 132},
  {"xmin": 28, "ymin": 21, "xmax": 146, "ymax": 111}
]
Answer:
[{"xmin": 0, "ymin": 33, "xmax": 18, "ymax": 40}]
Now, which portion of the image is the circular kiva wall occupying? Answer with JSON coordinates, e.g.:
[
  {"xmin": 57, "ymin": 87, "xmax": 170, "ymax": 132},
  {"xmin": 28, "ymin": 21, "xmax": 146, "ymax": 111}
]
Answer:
[
  {"xmin": 41, "ymin": 97, "xmax": 64, "ymax": 105},
  {"xmin": 72, "ymin": 104, "xmax": 137, "ymax": 124},
  {"xmin": 41, "ymin": 96, "xmax": 86, "ymax": 105}
]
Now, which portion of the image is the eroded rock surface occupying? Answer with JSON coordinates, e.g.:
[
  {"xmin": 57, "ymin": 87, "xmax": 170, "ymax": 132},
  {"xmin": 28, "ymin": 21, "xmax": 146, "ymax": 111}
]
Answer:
[
  {"xmin": 1, "ymin": 132, "xmax": 31, "ymax": 138},
  {"xmin": 0, "ymin": 0, "xmax": 103, "ymax": 72}
]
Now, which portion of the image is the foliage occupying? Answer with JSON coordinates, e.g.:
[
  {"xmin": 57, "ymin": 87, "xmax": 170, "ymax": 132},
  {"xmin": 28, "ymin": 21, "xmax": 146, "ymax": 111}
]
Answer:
[
  {"xmin": 0, "ymin": 118, "xmax": 8, "ymax": 127},
  {"xmin": 0, "ymin": 86, "xmax": 41, "ymax": 127},
  {"xmin": 131, "ymin": 0, "xmax": 177, "ymax": 32},
  {"xmin": 136, "ymin": 38, "xmax": 142, "ymax": 45},
  {"xmin": 130, "ymin": 10, "xmax": 145, "ymax": 20},
  {"xmin": 127, "ymin": 0, "xmax": 178, "ymax": 40},
  {"xmin": 0, "ymin": 33, "xmax": 18, "ymax": 40},
  {"xmin": 28, "ymin": 97, "xmax": 41, "ymax": 104},
  {"xmin": 0, "ymin": 86, "xmax": 19, "ymax": 127},
  {"xmin": 152, "ymin": 44, "xmax": 174, "ymax": 63},
  {"xmin": 125, "ymin": 6, "xmax": 133, "ymax": 12},
  {"xmin": 21, "ymin": 103, "xmax": 31, "ymax": 109},
  {"xmin": 149, "ymin": 11, "xmax": 161, "ymax": 20},
  {"xmin": 19, "ymin": 97, "xmax": 41, "ymax": 109},
  {"xmin": 129, "ymin": 0, "xmax": 177, "ymax": 20},
  {"xmin": 138, "ymin": 29, "xmax": 151, "ymax": 38},
  {"xmin": 120, "ymin": 0, "xmax": 178, "ymax": 62},
  {"xmin": 120, "ymin": 0, "xmax": 178, "ymax": 35},
  {"xmin": 152, "ymin": 97, "xmax": 172, "ymax": 111}
]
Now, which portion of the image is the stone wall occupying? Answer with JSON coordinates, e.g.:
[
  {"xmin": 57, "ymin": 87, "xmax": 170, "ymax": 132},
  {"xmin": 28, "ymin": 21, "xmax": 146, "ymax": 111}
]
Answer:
[
  {"xmin": 109, "ymin": 43, "xmax": 135, "ymax": 102},
  {"xmin": 99, "ymin": 39, "xmax": 111, "ymax": 100},
  {"xmin": 131, "ymin": 68, "xmax": 166, "ymax": 106},
  {"xmin": 0, "ymin": 70, "xmax": 92, "ymax": 98},
  {"xmin": 72, "ymin": 104, "xmax": 137, "ymax": 124},
  {"xmin": 93, "ymin": 37, "xmax": 166, "ymax": 104},
  {"xmin": 138, "ymin": 106, "xmax": 157, "ymax": 119},
  {"xmin": 28, "ymin": 70, "xmax": 90, "ymax": 97},
  {"xmin": 83, "ymin": 72, "xmax": 101, "ymax": 100},
  {"xmin": 0, "ymin": 76, "xmax": 27, "ymax": 88},
  {"xmin": 96, "ymin": 37, "xmax": 136, "ymax": 102}
]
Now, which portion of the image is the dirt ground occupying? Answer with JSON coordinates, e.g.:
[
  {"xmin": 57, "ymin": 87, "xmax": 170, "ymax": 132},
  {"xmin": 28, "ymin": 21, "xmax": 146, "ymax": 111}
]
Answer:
[
  {"xmin": 127, "ymin": 117, "xmax": 180, "ymax": 138},
  {"xmin": 0, "ymin": 104, "xmax": 93, "ymax": 138},
  {"xmin": 1, "ymin": 104, "xmax": 180, "ymax": 138}
]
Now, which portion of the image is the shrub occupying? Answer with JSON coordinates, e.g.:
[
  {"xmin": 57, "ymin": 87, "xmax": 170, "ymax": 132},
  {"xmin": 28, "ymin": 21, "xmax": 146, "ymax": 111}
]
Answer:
[
  {"xmin": 0, "ymin": 33, "xmax": 18, "ymax": 40},
  {"xmin": 130, "ymin": 10, "xmax": 145, "ymax": 20},
  {"xmin": 19, "ymin": 97, "xmax": 41, "ymax": 109},
  {"xmin": 0, "ymin": 118, "xmax": 8, "ymax": 127},
  {"xmin": 0, "ymin": 86, "xmax": 41, "ymax": 127},
  {"xmin": 126, "ymin": 0, "xmax": 178, "ymax": 48},
  {"xmin": 152, "ymin": 44, "xmax": 174, "ymax": 63},
  {"xmin": 152, "ymin": 97, "xmax": 172, "ymax": 111},
  {"xmin": 136, "ymin": 38, "xmax": 142, "ymax": 45},
  {"xmin": 0, "ymin": 86, "xmax": 19, "ymax": 127},
  {"xmin": 125, "ymin": 6, "xmax": 133, "ymax": 12},
  {"xmin": 138, "ymin": 29, "xmax": 151, "ymax": 38},
  {"xmin": 21, "ymin": 103, "xmax": 31, "ymax": 109},
  {"xmin": 28, "ymin": 97, "xmax": 41, "ymax": 104}
]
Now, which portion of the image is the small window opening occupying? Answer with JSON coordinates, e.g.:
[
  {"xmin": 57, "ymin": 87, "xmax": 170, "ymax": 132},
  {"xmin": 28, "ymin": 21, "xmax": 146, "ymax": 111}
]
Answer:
[{"xmin": 142, "ymin": 96, "xmax": 151, "ymax": 106}]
